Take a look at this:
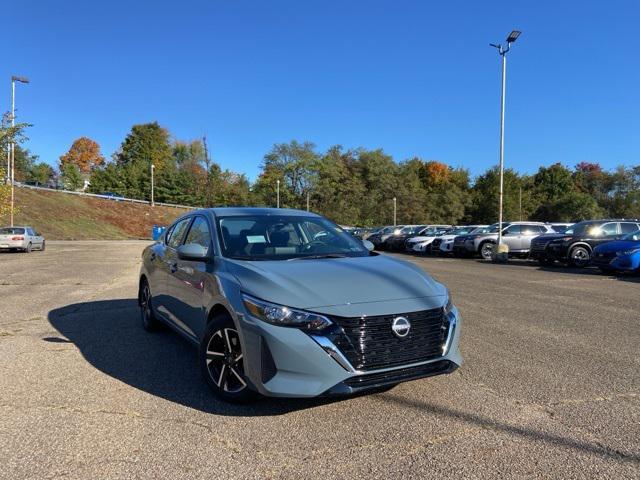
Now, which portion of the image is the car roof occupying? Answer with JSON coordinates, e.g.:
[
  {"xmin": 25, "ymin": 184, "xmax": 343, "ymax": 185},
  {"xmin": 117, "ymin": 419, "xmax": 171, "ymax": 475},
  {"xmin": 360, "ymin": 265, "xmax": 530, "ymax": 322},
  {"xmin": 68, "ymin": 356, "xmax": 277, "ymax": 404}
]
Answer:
[
  {"xmin": 1, "ymin": 225, "xmax": 32, "ymax": 229},
  {"xmin": 203, "ymin": 207, "xmax": 323, "ymax": 218}
]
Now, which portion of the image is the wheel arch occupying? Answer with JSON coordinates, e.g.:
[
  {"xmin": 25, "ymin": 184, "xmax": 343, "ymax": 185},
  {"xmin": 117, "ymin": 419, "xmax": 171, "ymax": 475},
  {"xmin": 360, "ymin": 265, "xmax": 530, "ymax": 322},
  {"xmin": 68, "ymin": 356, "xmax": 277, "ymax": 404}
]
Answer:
[
  {"xmin": 569, "ymin": 242, "xmax": 593, "ymax": 253},
  {"xmin": 207, "ymin": 303, "xmax": 233, "ymax": 324},
  {"xmin": 138, "ymin": 274, "xmax": 148, "ymax": 305}
]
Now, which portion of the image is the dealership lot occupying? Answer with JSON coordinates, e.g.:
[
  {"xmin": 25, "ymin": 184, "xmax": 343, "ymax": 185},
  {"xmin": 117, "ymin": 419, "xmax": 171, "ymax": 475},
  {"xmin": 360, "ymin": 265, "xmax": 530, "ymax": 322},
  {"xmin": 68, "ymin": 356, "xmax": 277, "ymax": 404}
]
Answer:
[{"xmin": 0, "ymin": 242, "xmax": 638, "ymax": 479}]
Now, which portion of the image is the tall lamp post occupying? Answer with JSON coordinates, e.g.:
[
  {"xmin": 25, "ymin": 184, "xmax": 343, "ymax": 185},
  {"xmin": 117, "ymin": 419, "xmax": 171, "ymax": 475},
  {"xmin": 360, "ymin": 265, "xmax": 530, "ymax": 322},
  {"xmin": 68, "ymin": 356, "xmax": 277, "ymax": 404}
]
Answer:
[
  {"xmin": 276, "ymin": 179, "xmax": 280, "ymax": 208},
  {"xmin": 9, "ymin": 75, "xmax": 30, "ymax": 227},
  {"xmin": 150, "ymin": 163, "xmax": 155, "ymax": 207},
  {"xmin": 490, "ymin": 30, "xmax": 520, "ymax": 249},
  {"xmin": 393, "ymin": 197, "xmax": 397, "ymax": 226}
]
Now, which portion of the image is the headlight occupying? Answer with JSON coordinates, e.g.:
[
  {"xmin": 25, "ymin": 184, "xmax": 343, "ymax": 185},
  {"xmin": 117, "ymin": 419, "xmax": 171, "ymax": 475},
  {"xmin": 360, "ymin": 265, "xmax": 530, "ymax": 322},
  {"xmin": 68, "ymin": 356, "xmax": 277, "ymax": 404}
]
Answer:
[
  {"xmin": 242, "ymin": 294, "xmax": 332, "ymax": 331},
  {"xmin": 617, "ymin": 248, "xmax": 640, "ymax": 257},
  {"xmin": 444, "ymin": 290, "xmax": 454, "ymax": 316}
]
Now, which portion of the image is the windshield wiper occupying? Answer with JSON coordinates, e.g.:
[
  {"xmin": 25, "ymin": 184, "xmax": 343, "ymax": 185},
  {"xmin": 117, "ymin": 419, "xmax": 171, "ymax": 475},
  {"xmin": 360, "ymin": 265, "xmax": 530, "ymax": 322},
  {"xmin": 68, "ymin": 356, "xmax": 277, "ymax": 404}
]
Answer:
[{"xmin": 287, "ymin": 253, "xmax": 349, "ymax": 261}]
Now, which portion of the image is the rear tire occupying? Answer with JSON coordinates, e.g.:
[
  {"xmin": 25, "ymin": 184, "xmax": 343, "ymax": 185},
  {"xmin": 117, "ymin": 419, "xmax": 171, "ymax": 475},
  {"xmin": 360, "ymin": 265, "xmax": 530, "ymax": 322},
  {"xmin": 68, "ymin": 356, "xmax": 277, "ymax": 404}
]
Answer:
[
  {"xmin": 569, "ymin": 246, "xmax": 591, "ymax": 268},
  {"xmin": 200, "ymin": 314, "xmax": 257, "ymax": 403},
  {"xmin": 40, "ymin": 241, "xmax": 46, "ymax": 251},
  {"xmin": 25, "ymin": 243, "xmax": 32, "ymax": 253}
]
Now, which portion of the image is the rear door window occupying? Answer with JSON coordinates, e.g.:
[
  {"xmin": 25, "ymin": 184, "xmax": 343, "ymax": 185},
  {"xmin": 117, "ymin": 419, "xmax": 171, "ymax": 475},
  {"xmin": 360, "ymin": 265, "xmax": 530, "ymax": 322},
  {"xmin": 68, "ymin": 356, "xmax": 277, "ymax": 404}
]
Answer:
[{"xmin": 620, "ymin": 222, "xmax": 639, "ymax": 234}]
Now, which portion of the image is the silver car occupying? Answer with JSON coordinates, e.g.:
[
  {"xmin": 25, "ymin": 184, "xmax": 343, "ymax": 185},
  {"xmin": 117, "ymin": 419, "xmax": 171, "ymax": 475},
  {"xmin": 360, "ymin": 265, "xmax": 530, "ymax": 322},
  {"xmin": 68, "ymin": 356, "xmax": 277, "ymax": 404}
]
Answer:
[
  {"xmin": 457, "ymin": 221, "xmax": 555, "ymax": 260},
  {"xmin": 139, "ymin": 208, "xmax": 462, "ymax": 402},
  {"xmin": 0, "ymin": 226, "xmax": 45, "ymax": 252}
]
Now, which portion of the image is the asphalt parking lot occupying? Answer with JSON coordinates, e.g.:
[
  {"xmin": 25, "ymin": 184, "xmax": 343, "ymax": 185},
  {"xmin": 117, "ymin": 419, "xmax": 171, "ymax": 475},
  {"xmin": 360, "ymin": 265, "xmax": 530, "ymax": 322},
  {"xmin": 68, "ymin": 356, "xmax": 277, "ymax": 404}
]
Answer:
[{"xmin": 0, "ymin": 241, "xmax": 638, "ymax": 479}]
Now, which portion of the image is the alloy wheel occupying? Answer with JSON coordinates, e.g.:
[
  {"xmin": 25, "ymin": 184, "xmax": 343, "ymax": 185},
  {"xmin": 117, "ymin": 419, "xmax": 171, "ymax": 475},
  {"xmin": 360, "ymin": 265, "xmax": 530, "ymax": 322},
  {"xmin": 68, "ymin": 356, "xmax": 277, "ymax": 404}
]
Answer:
[
  {"xmin": 140, "ymin": 284, "xmax": 153, "ymax": 328},
  {"xmin": 570, "ymin": 247, "xmax": 590, "ymax": 267},
  {"xmin": 205, "ymin": 328, "xmax": 247, "ymax": 393},
  {"xmin": 480, "ymin": 243, "xmax": 493, "ymax": 260}
]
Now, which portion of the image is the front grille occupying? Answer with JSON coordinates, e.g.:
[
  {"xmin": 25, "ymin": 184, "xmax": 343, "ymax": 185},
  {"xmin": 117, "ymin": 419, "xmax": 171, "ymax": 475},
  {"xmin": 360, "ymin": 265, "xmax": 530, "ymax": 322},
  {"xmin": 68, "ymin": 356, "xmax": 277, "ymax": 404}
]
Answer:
[
  {"xmin": 343, "ymin": 360, "xmax": 455, "ymax": 389},
  {"xmin": 328, "ymin": 308, "xmax": 449, "ymax": 371}
]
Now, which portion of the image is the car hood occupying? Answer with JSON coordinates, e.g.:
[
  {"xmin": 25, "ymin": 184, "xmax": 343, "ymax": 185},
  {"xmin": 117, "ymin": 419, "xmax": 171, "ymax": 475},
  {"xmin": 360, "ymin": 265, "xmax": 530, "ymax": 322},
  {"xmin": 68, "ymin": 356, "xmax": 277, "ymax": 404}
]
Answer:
[
  {"xmin": 439, "ymin": 234, "xmax": 458, "ymax": 241},
  {"xmin": 224, "ymin": 254, "xmax": 446, "ymax": 312},
  {"xmin": 594, "ymin": 240, "xmax": 640, "ymax": 253},
  {"xmin": 406, "ymin": 235, "xmax": 435, "ymax": 243}
]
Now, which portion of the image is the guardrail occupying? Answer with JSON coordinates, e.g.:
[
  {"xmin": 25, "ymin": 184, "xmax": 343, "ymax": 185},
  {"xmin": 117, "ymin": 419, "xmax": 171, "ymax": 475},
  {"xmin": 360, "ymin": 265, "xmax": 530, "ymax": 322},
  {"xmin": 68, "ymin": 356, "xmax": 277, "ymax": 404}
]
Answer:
[{"xmin": 15, "ymin": 183, "xmax": 197, "ymax": 210}]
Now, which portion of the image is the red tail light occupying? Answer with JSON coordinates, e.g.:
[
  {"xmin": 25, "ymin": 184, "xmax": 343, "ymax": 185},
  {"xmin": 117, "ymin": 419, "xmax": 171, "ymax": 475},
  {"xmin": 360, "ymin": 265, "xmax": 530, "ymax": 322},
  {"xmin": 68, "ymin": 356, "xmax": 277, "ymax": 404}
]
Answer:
[{"xmin": 11, "ymin": 236, "xmax": 24, "ymax": 241}]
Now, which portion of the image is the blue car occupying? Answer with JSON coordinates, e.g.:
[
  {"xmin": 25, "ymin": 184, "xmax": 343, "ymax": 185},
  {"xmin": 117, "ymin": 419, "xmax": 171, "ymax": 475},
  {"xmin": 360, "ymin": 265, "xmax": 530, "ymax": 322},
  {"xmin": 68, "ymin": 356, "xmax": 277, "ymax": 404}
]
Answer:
[{"xmin": 592, "ymin": 230, "xmax": 640, "ymax": 273}]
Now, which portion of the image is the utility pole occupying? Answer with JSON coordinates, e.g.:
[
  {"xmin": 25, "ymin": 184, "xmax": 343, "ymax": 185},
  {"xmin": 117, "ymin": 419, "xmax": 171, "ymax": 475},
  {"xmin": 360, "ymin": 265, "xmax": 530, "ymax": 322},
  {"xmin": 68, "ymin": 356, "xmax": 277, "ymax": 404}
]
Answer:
[
  {"xmin": 490, "ymin": 31, "xmax": 521, "ymax": 248},
  {"xmin": 202, "ymin": 135, "xmax": 213, "ymax": 207},
  {"xmin": 9, "ymin": 75, "xmax": 30, "ymax": 227},
  {"xmin": 150, "ymin": 164, "xmax": 155, "ymax": 207},
  {"xmin": 276, "ymin": 179, "xmax": 280, "ymax": 208},
  {"xmin": 393, "ymin": 197, "xmax": 397, "ymax": 226},
  {"xmin": 519, "ymin": 186, "xmax": 522, "ymax": 221}
]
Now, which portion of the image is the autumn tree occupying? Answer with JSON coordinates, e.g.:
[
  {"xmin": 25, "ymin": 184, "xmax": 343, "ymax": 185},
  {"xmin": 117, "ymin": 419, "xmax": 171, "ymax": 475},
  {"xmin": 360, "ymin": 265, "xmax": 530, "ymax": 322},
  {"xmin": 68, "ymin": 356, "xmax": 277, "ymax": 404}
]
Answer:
[{"xmin": 59, "ymin": 137, "xmax": 105, "ymax": 173}]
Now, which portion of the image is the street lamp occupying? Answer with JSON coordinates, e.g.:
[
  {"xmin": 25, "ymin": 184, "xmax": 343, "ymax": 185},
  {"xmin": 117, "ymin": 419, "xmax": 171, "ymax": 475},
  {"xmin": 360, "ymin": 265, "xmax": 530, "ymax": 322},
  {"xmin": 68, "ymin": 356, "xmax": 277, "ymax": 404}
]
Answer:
[
  {"xmin": 276, "ymin": 179, "xmax": 280, "ymax": 208},
  {"xmin": 490, "ymin": 30, "xmax": 521, "ymax": 250},
  {"xmin": 9, "ymin": 75, "xmax": 30, "ymax": 227},
  {"xmin": 393, "ymin": 197, "xmax": 397, "ymax": 226},
  {"xmin": 150, "ymin": 163, "xmax": 155, "ymax": 207}
]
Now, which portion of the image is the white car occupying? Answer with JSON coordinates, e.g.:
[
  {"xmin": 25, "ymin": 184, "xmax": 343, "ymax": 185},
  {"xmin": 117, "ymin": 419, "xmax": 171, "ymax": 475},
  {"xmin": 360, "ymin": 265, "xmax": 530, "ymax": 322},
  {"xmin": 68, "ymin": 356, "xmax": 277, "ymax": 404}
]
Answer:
[
  {"xmin": 405, "ymin": 226, "xmax": 452, "ymax": 253},
  {"xmin": 435, "ymin": 225, "xmax": 489, "ymax": 255},
  {"xmin": 0, "ymin": 226, "xmax": 45, "ymax": 253}
]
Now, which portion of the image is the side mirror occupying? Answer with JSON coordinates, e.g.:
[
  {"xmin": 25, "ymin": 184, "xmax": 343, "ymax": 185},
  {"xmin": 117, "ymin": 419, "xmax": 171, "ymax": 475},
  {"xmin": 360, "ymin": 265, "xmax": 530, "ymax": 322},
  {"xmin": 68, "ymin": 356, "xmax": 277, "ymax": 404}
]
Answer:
[
  {"xmin": 177, "ymin": 243, "xmax": 209, "ymax": 261},
  {"xmin": 362, "ymin": 240, "xmax": 374, "ymax": 252}
]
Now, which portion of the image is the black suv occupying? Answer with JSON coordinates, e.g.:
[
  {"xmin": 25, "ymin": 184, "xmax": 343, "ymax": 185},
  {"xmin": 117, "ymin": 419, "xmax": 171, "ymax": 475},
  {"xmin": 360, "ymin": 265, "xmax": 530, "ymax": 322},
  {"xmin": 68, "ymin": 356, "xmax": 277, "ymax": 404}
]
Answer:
[{"xmin": 530, "ymin": 219, "xmax": 640, "ymax": 267}]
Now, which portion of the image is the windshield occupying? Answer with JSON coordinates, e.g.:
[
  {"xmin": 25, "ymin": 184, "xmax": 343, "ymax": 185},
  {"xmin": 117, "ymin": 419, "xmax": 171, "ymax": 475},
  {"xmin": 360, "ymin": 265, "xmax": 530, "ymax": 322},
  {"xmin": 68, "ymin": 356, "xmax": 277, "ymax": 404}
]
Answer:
[
  {"xmin": 470, "ymin": 226, "xmax": 489, "ymax": 234},
  {"xmin": 551, "ymin": 224, "xmax": 571, "ymax": 234},
  {"xmin": 622, "ymin": 230, "xmax": 640, "ymax": 241},
  {"xmin": 449, "ymin": 227, "xmax": 476, "ymax": 235},
  {"xmin": 0, "ymin": 228, "xmax": 25, "ymax": 235},
  {"xmin": 217, "ymin": 215, "xmax": 370, "ymax": 260}
]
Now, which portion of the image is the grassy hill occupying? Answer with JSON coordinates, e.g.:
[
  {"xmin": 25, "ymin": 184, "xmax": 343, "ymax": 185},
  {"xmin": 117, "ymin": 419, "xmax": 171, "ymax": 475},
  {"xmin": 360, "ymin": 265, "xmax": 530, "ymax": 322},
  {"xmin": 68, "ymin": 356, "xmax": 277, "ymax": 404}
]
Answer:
[{"xmin": 6, "ymin": 188, "xmax": 188, "ymax": 240}]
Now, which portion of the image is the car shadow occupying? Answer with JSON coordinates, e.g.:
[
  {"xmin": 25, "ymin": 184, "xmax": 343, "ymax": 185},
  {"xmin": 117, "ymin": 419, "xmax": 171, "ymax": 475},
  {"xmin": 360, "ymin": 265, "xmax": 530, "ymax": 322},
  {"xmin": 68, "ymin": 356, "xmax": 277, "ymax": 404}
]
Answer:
[
  {"xmin": 376, "ymin": 394, "xmax": 640, "ymax": 464},
  {"xmin": 48, "ymin": 299, "xmax": 350, "ymax": 417}
]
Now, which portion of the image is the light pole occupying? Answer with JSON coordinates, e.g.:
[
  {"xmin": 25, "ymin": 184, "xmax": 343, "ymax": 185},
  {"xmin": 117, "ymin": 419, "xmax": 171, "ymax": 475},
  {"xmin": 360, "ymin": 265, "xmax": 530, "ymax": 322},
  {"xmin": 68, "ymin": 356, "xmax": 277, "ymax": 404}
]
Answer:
[
  {"xmin": 9, "ymin": 75, "xmax": 30, "ymax": 227},
  {"xmin": 490, "ymin": 30, "xmax": 520, "ymax": 248},
  {"xmin": 276, "ymin": 179, "xmax": 280, "ymax": 208},
  {"xmin": 150, "ymin": 163, "xmax": 155, "ymax": 207},
  {"xmin": 393, "ymin": 197, "xmax": 397, "ymax": 226}
]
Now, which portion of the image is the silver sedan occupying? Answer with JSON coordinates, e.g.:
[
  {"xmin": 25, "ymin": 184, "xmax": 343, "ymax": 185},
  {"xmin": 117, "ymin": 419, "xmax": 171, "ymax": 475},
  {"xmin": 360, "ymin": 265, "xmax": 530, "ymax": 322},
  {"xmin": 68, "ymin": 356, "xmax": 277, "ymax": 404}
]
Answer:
[{"xmin": 0, "ymin": 226, "xmax": 45, "ymax": 252}]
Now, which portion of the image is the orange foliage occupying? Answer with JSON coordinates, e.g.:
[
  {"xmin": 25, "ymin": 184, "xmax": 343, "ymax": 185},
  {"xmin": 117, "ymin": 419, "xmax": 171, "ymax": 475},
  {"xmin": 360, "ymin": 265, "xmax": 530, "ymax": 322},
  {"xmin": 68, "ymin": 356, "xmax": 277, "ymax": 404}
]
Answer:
[
  {"xmin": 425, "ymin": 161, "xmax": 449, "ymax": 185},
  {"xmin": 60, "ymin": 137, "xmax": 105, "ymax": 174}
]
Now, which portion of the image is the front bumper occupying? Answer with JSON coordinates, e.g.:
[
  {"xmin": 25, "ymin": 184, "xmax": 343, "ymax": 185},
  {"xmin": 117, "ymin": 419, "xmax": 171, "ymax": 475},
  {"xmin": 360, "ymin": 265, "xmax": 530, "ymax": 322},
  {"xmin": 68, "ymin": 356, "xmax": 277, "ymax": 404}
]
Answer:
[{"xmin": 236, "ymin": 302, "xmax": 463, "ymax": 398}]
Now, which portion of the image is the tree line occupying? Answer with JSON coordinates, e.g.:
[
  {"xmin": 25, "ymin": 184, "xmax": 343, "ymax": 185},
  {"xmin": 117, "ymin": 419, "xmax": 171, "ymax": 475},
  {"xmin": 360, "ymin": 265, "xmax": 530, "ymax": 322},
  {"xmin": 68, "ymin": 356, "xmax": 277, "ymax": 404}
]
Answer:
[{"xmin": 4, "ymin": 119, "xmax": 640, "ymax": 226}]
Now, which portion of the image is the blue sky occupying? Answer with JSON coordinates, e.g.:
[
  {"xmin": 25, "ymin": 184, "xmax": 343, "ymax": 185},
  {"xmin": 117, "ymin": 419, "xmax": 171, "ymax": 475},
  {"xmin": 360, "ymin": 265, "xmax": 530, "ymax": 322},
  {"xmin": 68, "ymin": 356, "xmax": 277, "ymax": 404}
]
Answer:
[{"xmin": 4, "ymin": 0, "xmax": 639, "ymax": 180}]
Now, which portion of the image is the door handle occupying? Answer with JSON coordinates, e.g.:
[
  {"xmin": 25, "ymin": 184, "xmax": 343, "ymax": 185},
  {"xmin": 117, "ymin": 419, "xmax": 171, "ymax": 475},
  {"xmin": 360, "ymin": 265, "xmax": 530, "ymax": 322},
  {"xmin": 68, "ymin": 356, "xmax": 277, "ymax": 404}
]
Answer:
[{"xmin": 170, "ymin": 262, "xmax": 178, "ymax": 273}]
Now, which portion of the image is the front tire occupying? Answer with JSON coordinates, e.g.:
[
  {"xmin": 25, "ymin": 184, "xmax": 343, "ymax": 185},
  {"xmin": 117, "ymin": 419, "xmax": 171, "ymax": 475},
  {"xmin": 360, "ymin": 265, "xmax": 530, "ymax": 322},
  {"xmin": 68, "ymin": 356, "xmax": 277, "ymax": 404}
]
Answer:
[
  {"xmin": 479, "ymin": 241, "xmax": 494, "ymax": 260},
  {"xmin": 199, "ymin": 314, "xmax": 257, "ymax": 403},
  {"xmin": 40, "ymin": 241, "xmax": 46, "ymax": 251},
  {"xmin": 139, "ymin": 280, "xmax": 160, "ymax": 332},
  {"xmin": 569, "ymin": 246, "xmax": 591, "ymax": 268}
]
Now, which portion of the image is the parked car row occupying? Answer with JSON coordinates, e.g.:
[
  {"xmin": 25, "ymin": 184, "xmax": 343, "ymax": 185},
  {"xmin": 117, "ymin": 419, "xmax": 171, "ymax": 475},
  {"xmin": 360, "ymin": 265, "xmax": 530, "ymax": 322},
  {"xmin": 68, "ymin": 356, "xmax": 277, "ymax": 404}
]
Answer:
[{"xmin": 360, "ymin": 218, "xmax": 640, "ymax": 275}]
